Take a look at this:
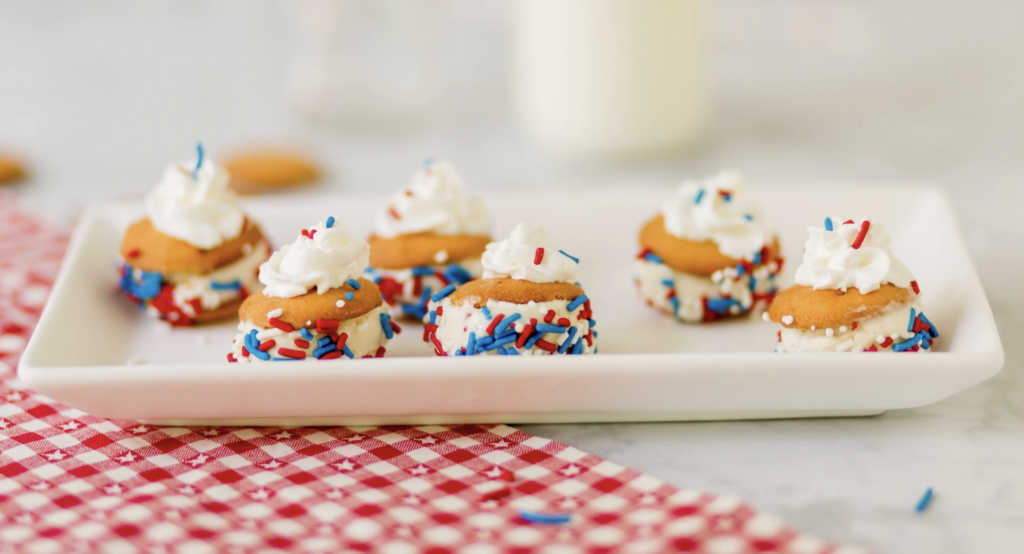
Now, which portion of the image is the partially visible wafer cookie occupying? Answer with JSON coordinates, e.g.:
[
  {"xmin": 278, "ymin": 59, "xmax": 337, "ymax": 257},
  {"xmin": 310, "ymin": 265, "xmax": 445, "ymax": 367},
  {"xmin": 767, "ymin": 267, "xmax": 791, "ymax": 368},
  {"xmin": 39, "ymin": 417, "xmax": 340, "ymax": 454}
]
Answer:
[
  {"xmin": 768, "ymin": 283, "xmax": 914, "ymax": 330},
  {"xmin": 224, "ymin": 150, "xmax": 319, "ymax": 194},
  {"xmin": 639, "ymin": 214, "xmax": 781, "ymax": 277},
  {"xmin": 368, "ymin": 233, "xmax": 490, "ymax": 270},
  {"xmin": 0, "ymin": 155, "xmax": 26, "ymax": 185}
]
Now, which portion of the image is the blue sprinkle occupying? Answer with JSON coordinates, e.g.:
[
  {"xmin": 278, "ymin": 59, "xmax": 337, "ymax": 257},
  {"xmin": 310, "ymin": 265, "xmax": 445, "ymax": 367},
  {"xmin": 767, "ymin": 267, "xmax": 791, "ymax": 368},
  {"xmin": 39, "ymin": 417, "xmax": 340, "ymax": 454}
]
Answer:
[
  {"xmin": 493, "ymin": 313, "xmax": 521, "ymax": 336},
  {"xmin": 496, "ymin": 325, "xmax": 518, "ymax": 339},
  {"xmin": 119, "ymin": 265, "xmax": 163, "ymax": 300},
  {"xmin": 272, "ymin": 357, "xmax": 301, "ymax": 361},
  {"xmin": 524, "ymin": 331, "xmax": 544, "ymax": 350},
  {"xmin": 661, "ymin": 278, "xmax": 674, "ymax": 287},
  {"xmin": 193, "ymin": 143, "xmax": 204, "ymax": 179},
  {"xmin": 706, "ymin": 298, "xmax": 739, "ymax": 314},
  {"xmin": 485, "ymin": 334, "xmax": 517, "ymax": 351},
  {"xmin": 518, "ymin": 510, "xmax": 572, "ymax": 525},
  {"xmin": 558, "ymin": 250, "xmax": 580, "ymax": 264},
  {"xmin": 535, "ymin": 324, "xmax": 567, "ymax": 334},
  {"xmin": 744, "ymin": 214, "xmax": 753, "ymax": 221},
  {"xmin": 476, "ymin": 335, "xmax": 495, "ymax": 348},
  {"xmin": 753, "ymin": 251, "xmax": 762, "ymax": 265},
  {"xmin": 411, "ymin": 266, "xmax": 434, "ymax": 277},
  {"xmin": 342, "ymin": 344, "xmax": 354, "ymax": 359},
  {"xmin": 347, "ymin": 279, "xmax": 361, "ymax": 290},
  {"xmin": 908, "ymin": 307, "xmax": 917, "ymax": 333},
  {"xmin": 482, "ymin": 306, "xmax": 492, "ymax": 320},
  {"xmin": 299, "ymin": 328, "xmax": 314, "ymax": 341},
  {"xmin": 644, "ymin": 252, "xmax": 663, "ymax": 264},
  {"xmin": 593, "ymin": 331, "xmax": 598, "ymax": 338},
  {"xmin": 558, "ymin": 327, "xmax": 578, "ymax": 354},
  {"xmin": 318, "ymin": 336, "xmax": 333, "ymax": 347},
  {"xmin": 429, "ymin": 310, "xmax": 437, "ymax": 325},
  {"xmin": 920, "ymin": 336, "xmax": 931, "ymax": 350},
  {"xmin": 893, "ymin": 332, "xmax": 926, "ymax": 352},
  {"xmin": 402, "ymin": 304, "xmax": 426, "ymax": 320},
  {"xmin": 345, "ymin": 292, "xmax": 354, "ymax": 301},
  {"xmin": 736, "ymin": 264, "xmax": 745, "ymax": 276},
  {"xmin": 571, "ymin": 338, "xmax": 584, "ymax": 355},
  {"xmin": 588, "ymin": 319, "xmax": 597, "ymax": 328},
  {"xmin": 432, "ymin": 284, "xmax": 456, "ymax": 302},
  {"xmin": 497, "ymin": 346, "xmax": 508, "ymax": 355},
  {"xmin": 919, "ymin": 313, "xmax": 939, "ymax": 338},
  {"xmin": 210, "ymin": 279, "xmax": 241, "ymax": 291},
  {"xmin": 313, "ymin": 345, "xmax": 336, "ymax": 358},
  {"xmin": 466, "ymin": 332, "xmax": 477, "ymax": 357},
  {"xmin": 444, "ymin": 265, "xmax": 473, "ymax": 285},
  {"xmin": 326, "ymin": 216, "xmax": 335, "ymax": 229},
  {"xmin": 694, "ymin": 189, "xmax": 704, "ymax": 204},
  {"xmin": 454, "ymin": 349, "xmax": 465, "ymax": 356},
  {"xmin": 669, "ymin": 296, "xmax": 679, "ymax": 314},
  {"xmin": 915, "ymin": 488, "xmax": 934, "ymax": 513},
  {"xmin": 507, "ymin": 348, "xmax": 520, "ymax": 356},
  {"xmin": 824, "ymin": 217, "xmax": 833, "ymax": 231},
  {"xmin": 567, "ymin": 295, "xmax": 588, "ymax": 312},
  {"xmin": 380, "ymin": 313, "xmax": 394, "ymax": 340},
  {"xmin": 750, "ymin": 276, "xmax": 758, "ymax": 291}
]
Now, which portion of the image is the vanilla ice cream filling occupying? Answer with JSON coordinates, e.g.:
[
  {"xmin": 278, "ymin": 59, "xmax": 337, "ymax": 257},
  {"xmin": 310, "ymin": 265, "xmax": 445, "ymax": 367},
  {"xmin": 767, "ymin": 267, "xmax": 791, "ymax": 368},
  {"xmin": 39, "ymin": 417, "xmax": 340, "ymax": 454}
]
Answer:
[
  {"xmin": 633, "ymin": 258, "xmax": 779, "ymax": 323},
  {"xmin": 157, "ymin": 240, "xmax": 270, "ymax": 316},
  {"xmin": 231, "ymin": 305, "xmax": 390, "ymax": 362},
  {"xmin": 366, "ymin": 257, "xmax": 483, "ymax": 318},
  {"xmin": 428, "ymin": 298, "xmax": 596, "ymax": 356},
  {"xmin": 775, "ymin": 300, "xmax": 931, "ymax": 353}
]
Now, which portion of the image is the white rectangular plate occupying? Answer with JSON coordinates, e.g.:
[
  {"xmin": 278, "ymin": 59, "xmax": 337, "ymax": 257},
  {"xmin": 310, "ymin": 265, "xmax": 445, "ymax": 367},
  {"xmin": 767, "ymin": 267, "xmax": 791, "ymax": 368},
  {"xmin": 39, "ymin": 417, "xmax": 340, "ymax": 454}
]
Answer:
[{"xmin": 19, "ymin": 185, "xmax": 1004, "ymax": 425}]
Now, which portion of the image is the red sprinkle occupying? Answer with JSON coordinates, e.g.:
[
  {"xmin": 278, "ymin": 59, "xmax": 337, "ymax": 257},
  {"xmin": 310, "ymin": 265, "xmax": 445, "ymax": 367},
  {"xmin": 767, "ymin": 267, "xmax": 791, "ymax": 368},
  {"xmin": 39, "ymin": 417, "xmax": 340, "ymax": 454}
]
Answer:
[
  {"xmin": 843, "ymin": 220, "xmax": 855, "ymax": 225},
  {"xmin": 336, "ymin": 332, "xmax": 349, "ymax": 351},
  {"xmin": 278, "ymin": 348, "xmax": 306, "ymax": 359},
  {"xmin": 911, "ymin": 280, "xmax": 920, "ymax": 294},
  {"xmin": 316, "ymin": 319, "xmax": 339, "ymax": 334},
  {"xmin": 535, "ymin": 339, "xmax": 557, "ymax": 353},
  {"xmin": 851, "ymin": 220, "xmax": 870, "ymax": 249},
  {"xmin": 881, "ymin": 337, "xmax": 894, "ymax": 349},
  {"xmin": 867, "ymin": 346, "xmax": 878, "ymax": 352},
  {"xmin": 636, "ymin": 248, "xmax": 652, "ymax": 260},
  {"xmin": 544, "ymin": 310, "xmax": 556, "ymax": 324},
  {"xmin": 557, "ymin": 317, "xmax": 571, "ymax": 327},
  {"xmin": 294, "ymin": 339, "xmax": 310, "ymax": 349},
  {"xmin": 258, "ymin": 339, "xmax": 276, "ymax": 352},
  {"xmin": 435, "ymin": 270, "xmax": 450, "ymax": 287},
  {"xmin": 852, "ymin": 321, "xmax": 858, "ymax": 330},
  {"xmin": 126, "ymin": 247, "xmax": 140, "ymax": 258},
  {"xmin": 500, "ymin": 470, "xmax": 515, "ymax": 482},
  {"xmin": 388, "ymin": 206, "xmax": 401, "ymax": 219},
  {"xmin": 430, "ymin": 332, "xmax": 446, "ymax": 356},
  {"xmin": 390, "ymin": 320, "xmax": 402, "ymax": 334},
  {"xmin": 533, "ymin": 248, "xmax": 545, "ymax": 265},
  {"xmin": 269, "ymin": 317, "xmax": 293, "ymax": 332},
  {"xmin": 436, "ymin": 306, "xmax": 443, "ymax": 316},
  {"xmin": 486, "ymin": 314, "xmax": 505, "ymax": 336},
  {"xmin": 320, "ymin": 350, "xmax": 343, "ymax": 360},
  {"xmin": 375, "ymin": 346, "xmax": 386, "ymax": 358},
  {"xmin": 227, "ymin": 353, "xmax": 236, "ymax": 362},
  {"xmin": 412, "ymin": 275, "xmax": 423, "ymax": 297},
  {"xmin": 777, "ymin": 331, "xmax": 782, "ymax": 342},
  {"xmin": 584, "ymin": 330, "xmax": 593, "ymax": 347},
  {"xmin": 516, "ymin": 323, "xmax": 535, "ymax": 349}
]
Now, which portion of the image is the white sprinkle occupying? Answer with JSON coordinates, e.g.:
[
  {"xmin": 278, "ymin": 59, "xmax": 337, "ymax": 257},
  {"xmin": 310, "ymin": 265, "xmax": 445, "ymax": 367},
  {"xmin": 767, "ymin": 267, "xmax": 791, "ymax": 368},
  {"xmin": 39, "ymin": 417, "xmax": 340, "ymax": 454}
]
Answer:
[
  {"xmin": 810, "ymin": 325, "xmax": 816, "ymax": 331},
  {"xmin": 242, "ymin": 243, "xmax": 252, "ymax": 254},
  {"xmin": 781, "ymin": 315, "xmax": 794, "ymax": 325},
  {"xmin": 336, "ymin": 300, "xmax": 346, "ymax": 308},
  {"xmin": 266, "ymin": 308, "xmax": 283, "ymax": 318},
  {"xmin": 434, "ymin": 250, "xmax": 449, "ymax": 263},
  {"xmin": 306, "ymin": 321, "xmax": 312, "ymax": 326},
  {"xmin": 876, "ymin": 335, "xmax": 886, "ymax": 343},
  {"xmin": 890, "ymin": 333, "xmax": 902, "ymax": 340},
  {"xmin": 839, "ymin": 326, "xmax": 848, "ymax": 333},
  {"xmin": 729, "ymin": 305, "xmax": 741, "ymax": 315},
  {"xmin": 836, "ymin": 339, "xmax": 855, "ymax": 352},
  {"xmin": 762, "ymin": 312, "xmax": 770, "ymax": 322},
  {"xmin": 126, "ymin": 357, "xmax": 146, "ymax": 365},
  {"xmin": 256, "ymin": 328, "xmax": 284, "ymax": 340},
  {"xmin": 826, "ymin": 328, "xmax": 834, "ymax": 337}
]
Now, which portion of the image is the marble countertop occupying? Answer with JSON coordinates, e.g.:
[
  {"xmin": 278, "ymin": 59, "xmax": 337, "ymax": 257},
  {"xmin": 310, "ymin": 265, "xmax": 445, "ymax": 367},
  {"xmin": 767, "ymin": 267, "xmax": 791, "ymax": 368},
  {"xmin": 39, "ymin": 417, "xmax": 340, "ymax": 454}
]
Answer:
[{"xmin": 1, "ymin": 1, "xmax": 1021, "ymax": 552}]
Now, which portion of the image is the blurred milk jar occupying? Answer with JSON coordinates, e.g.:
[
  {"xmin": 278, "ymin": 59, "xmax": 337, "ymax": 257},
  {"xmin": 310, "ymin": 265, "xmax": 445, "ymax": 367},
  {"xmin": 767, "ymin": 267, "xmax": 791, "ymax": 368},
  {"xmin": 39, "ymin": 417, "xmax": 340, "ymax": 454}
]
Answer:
[{"xmin": 512, "ymin": 0, "xmax": 709, "ymax": 160}]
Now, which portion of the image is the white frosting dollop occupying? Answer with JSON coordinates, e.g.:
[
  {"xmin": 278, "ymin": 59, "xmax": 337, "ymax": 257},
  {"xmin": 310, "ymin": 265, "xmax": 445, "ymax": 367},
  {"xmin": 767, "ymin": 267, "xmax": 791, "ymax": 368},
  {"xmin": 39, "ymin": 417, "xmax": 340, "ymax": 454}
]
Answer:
[
  {"xmin": 661, "ymin": 171, "xmax": 770, "ymax": 260},
  {"xmin": 481, "ymin": 223, "xmax": 578, "ymax": 284},
  {"xmin": 374, "ymin": 159, "xmax": 490, "ymax": 238},
  {"xmin": 259, "ymin": 219, "xmax": 370, "ymax": 298},
  {"xmin": 793, "ymin": 217, "xmax": 914, "ymax": 294},
  {"xmin": 144, "ymin": 155, "xmax": 245, "ymax": 250}
]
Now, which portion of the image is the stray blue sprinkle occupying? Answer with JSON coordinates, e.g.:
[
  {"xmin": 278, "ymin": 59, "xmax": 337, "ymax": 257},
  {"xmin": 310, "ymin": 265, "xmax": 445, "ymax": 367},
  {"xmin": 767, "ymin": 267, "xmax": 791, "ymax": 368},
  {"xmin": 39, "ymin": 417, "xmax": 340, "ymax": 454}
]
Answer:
[
  {"xmin": 411, "ymin": 266, "xmax": 434, "ymax": 277},
  {"xmin": 482, "ymin": 306, "xmax": 492, "ymax": 320},
  {"xmin": 325, "ymin": 216, "xmax": 335, "ymax": 229},
  {"xmin": 300, "ymin": 328, "xmax": 314, "ymax": 341},
  {"xmin": 744, "ymin": 213, "xmax": 753, "ymax": 221},
  {"xmin": 558, "ymin": 250, "xmax": 580, "ymax": 264},
  {"xmin": 210, "ymin": 279, "xmax": 241, "ymax": 291},
  {"xmin": 342, "ymin": 344, "xmax": 354, "ymax": 359},
  {"xmin": 566, "ymin": 295, "xmax": 588, "ymax": 312},
  {"xmin": 193, "ymin": 143, "xmax": 204, "ymax": 179},
  {"xmin": 347, "ymin": 278, "xmax": 361, "ymax": 290},
  {"xmin": 431, "ymin": 284, "xmax": 456, "ymax": 302},
  {"xmin": 380, "ymin": 313, "xmax": 394, "ymax": 340},
  {"xmin": 644, "ymin": 252, "xmax": 663, "ymax": 264},
  {"xmin": 694, "ymin": 189, "xmax": 704, "ymax": 204},
  {"xmin": 661, "ymin": 278, "xmax": 674, "ymax": 287},
  {"xmin": 824, "ymin": 217, "xmax": 833, "ymax": 231},
  {"xmin": 518, "ymin": 510, "xmax": 572, "ymax": 525},
  {"xmin": 593, "ymin": 331, "xmax": 598, "ymax": 338},
  {"xmin": 915, "ymin": 487, "xmax": 934, "ymax": 513},
  {"xmin": 466, "ymin": 332, "xmax": 477, "ymax": 357}
]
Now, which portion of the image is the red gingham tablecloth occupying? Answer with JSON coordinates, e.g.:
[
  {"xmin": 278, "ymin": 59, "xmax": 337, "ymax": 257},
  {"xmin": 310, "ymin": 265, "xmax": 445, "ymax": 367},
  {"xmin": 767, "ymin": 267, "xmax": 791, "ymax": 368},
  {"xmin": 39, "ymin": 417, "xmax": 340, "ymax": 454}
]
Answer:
[{"xmin": 0, "ymin": 198, "xmax": 848, "ymax": 553}]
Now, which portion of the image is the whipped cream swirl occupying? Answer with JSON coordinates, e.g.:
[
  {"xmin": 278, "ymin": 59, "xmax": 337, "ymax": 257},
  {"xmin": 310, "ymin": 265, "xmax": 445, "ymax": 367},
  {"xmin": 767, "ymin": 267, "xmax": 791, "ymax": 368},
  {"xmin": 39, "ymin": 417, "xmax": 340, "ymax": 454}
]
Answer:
[
  {"xmin": 259, "ymin": 218, "xmax": 370, "ymax": 298},
  {"xmin": 374, "ymin": 159, "xmax": 490, "ymax": 238},
  {"xmin": 482, "ymin": 223, "xmax": 578, "ymax": 284},
  {"xmin": 794, "ymin": 217, "xmax": 914, "ymax": 294},
  {"xmin": 145, "ymin": 155, "xmax": 245, "ymax": 250},
  {"xmin": 661, "ymin": 171, "xmax": 770, "ymax": 260}
]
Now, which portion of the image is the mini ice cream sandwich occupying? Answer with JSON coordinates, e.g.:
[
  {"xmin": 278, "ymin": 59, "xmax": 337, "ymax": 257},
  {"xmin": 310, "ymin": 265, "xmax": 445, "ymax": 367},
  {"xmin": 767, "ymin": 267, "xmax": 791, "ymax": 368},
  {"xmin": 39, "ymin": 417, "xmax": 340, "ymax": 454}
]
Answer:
[
  {"xmin": 365, "ymin": 160, "xmax": 491, "ymax": 320},
  {"xmin": 634, "ymin": 172, "xmax": 782, "ymax": 323},
  {"xmin": 118, "ymin": 146, "xmax": 271, "ymax": 326},
  {"xmin": 767, "ymin": 216, "xmax": 939, "ymax": 353},
  {"xmin": 424, "ymin": 223, "xmax": 597, "ymax": 356},
  {"xmin": 230, "ymin": 217, "xmax": 397, "ymax": 362}
]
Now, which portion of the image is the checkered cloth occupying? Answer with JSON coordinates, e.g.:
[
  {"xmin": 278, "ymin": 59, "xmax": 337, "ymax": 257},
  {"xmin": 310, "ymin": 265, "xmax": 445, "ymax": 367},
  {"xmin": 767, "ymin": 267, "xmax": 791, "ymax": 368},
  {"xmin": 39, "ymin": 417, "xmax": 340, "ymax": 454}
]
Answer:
[{"xmin": 0, "ymin": 198, "xmax": 846, "ymax": 553}]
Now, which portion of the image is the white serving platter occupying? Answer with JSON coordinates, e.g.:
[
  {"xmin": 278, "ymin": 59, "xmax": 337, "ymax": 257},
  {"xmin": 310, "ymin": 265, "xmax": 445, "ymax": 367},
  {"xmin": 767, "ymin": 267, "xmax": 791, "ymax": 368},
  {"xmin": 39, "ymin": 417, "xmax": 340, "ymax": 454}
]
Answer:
[{"xmin": 19, "ymin": 185, "xmax": 1004, "ymax": 426}]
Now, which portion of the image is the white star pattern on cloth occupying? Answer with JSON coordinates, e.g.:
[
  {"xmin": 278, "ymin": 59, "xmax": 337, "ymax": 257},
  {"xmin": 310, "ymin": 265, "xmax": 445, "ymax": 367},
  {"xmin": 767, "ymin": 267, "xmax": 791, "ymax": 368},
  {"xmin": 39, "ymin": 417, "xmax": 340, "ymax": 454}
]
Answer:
[
  {"xmin": 104, "ymin": 484, "xmax": 124, "ymax": 494},
  {"xmin": 639, "ymin": 493, "xmax": 658, "ymax": 505},
  {"xmin": 409, "ymin": 464, "xmax": 430, "ymax": 475},
  {"xmin": 115, "ymin": 452, "xmax": 138, "ymax": 463},
  {"xmin": 13, "ymin": 513, "xmax": 33, "ymax": 524},
  {"xmin": 202, "ymin": 429, "xmax": 219, "ymax": 436},
  {"xmin": 345, "ymin": 434, "xmax": 364, "ymax": 442},
  {"xmin": 492, "ymin": 440, "xmax": 509, "ymax": 448},
  {"xmin": 59, "ymin": 421, "xmax": 81, "ymax": 431},
  {"xmin": 164, "ymin": 509, "xmax": 182, "ymax": 521},
  {"xmin": 261, "ymin": 460, "xmax": 284, "ymax": 469},
  {"xmin": 479, "ymin": 500, "xmax": 499, "ymax": 510},
  {"xmin": 28, "ymin": 482, "xmax": 49, "ymax": 491},
  {"xmin": 186, "ymin": 454, "xmax": 210, "ymax": 467},
  {"xmin": 558, "ymin": 498, "xmax": 580, "ymax": 509},
  {"xmin": 333, "ymin": 460, "xmax": 355, "ymax": 471},
  {"xmin": 179, "ymin": 486, "xmax": 197, "ymax": 495},
  {"xmin": 129, "ymin": 425, "xmax": 151, "ymax": 434},
  {"xmin": 402, "ymin": 496, "xmax": 421, "ymax": 505},
  {"xmin": 396, "ymin": 526, "xmax": 413, "ymax": 538},
  {"xmin": 325, "ymin": 489, "xmax": 343, "ymax": 499},
  {"xmin": 418, "ymin": 436, "xmax": 437, "ymax": 444},
  {"xmin": 43, "ymin": 451, "xmax": 67, "ymax": 461},
  {"xmin": 561, "ymin": 464, "xmax": 581, "ymax": 476},
  {"xmin": 4, "ymin": 391, "xmax": 24, "ymax": 402},
  {"xmin": 0, "ymin": 419, "xmax": 11, "ymax": 429},
  {"xmin": 483, "ymin": 466, "xmax": 504, "ymax": 478},
  {"xmin": 250, "ymin": 489, "xmax": 271, "ymax": 500},
  {"xmin": 713, "ymin": 515, "xmax": 739, "ymax": 532},
  {"xmin": 273, "ymin": 430, "xmax": 294, "ymax": 440}
]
